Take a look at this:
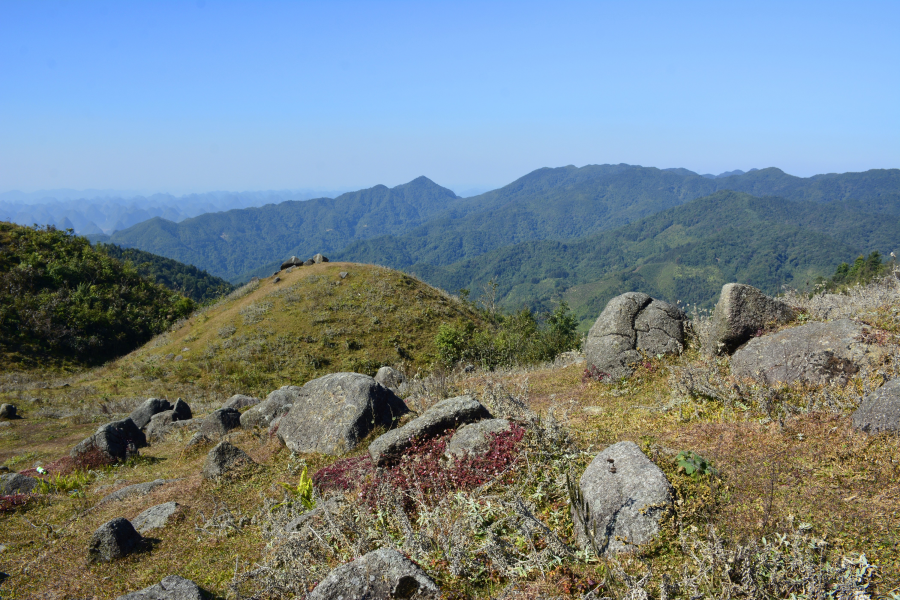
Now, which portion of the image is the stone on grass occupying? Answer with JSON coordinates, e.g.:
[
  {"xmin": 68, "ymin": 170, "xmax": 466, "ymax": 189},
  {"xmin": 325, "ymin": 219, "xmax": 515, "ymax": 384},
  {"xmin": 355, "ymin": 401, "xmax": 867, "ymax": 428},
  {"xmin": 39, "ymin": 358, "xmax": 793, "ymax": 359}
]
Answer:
[
  {"xmin": 375, "ymin": 366, "xmax": 405, "ymax": 390},
  {"xmin": 240, "ymin": 386, "xmax": 298, "ymax": 429},
  {"xmin": 72, "ymin": 418, "xmax": 147, "ymax": 463},
  {"xmin": 302, "ymin": 259, "xmax": 315, "ymax": 266},
  {"xmin": 574, "ymin": 441, "xmax": 673, "ymax": 555},
  {"xmin": 129, "ymin": 398, "xmax": 173, "ymax": 429},
  {"xmin": 0, "ymin": 472, "xmax": 39, "ymax": 495},
  {"xmin": 312, "ymin": 253, "xmax": 328, "ymax": 264},
  {"xmin": 171, "ymin": 399, "xmax": 192, "ymax": 421},
  {"xmin": 0, "ymin": 404, "xmax": 17, "ymax": 419},
  {"xmin": 369, "ymin": 395, "xmax": 490, "ymax": 466},
  {"xmin": 222, "ymin": 394, "xmax": 260, "ymax": 411},
  {"xmin": 116, "ymin": 575, "xmax": 209, "ymax": 600},
  {"xmin": 584, "ymin": 292, "xmax": 687, "ymax": 379},
  {"xmin": 201, "ymin": 441, "xmax": 255, "ymax": 479},
  {"xmin": 280, "ymin": 256, "xmax": 303, "ymax": 270},
  {"xmin": 146, "ymin": 409, "xmax": 195, "ymax": 444},
  {"xmin": 308, "ymin": 547, "xmax": 439, "ymax": 600},
  {"xmin": 853, "ymin": 379, "xmax": 900, "ymax": 434},
  {"xmin": 708, "ymin": 283, "xmax": 796, "ymax": 354},
  {"xmin": 730, "ymin": 319, "xmax": 884, "ymax": 386},
  {"xmin": 101, "ymin": 479, "xmax": 174, "ymax": 504},
  {"xmin": 444, "ymin": 418, "xmax": 512, "ymax": 460},
  {"xmin": 197, "ymin": 408, "xmax": 241, "ymax": 438},
  {"xmin": 277, "ymin": 373, "xmax": 409, "ymax": 456},
  {"xmin": 132, "ymin": 502, "xmax": 181, "ymax": 534},
  {"xmin": 89, "ymin": 517, "xmax": 143, "ymax": 562}
]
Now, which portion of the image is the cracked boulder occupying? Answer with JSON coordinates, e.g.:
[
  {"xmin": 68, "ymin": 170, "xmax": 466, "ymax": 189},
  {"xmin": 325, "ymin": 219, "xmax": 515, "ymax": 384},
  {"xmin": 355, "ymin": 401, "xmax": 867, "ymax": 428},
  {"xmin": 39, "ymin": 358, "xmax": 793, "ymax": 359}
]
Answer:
[
  {"xmin": 584, "ymin": 292, "xmax": 687, "ymax": 379},
  {"xmin": 574, "ymin": 441, "xmax": 673, "ymax": 555},
  {"xmin": 707, "ymin": 283, "xmax": 796, "ymax": 354},
  {"xmin": 308, "ymin": 547, "xmax": 439, "ymax": 600}
]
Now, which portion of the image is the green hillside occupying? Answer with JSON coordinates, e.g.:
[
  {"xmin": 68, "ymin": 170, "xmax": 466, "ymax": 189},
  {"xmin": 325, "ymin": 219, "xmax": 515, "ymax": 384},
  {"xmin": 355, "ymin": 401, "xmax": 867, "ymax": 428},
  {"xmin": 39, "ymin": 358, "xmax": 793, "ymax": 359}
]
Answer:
[
  {"xmin": 107, "ymin": 177, "xmax": 459, "ymax": 281},
  {"xmin": 96, "ymin": 243, "xmax": 234, "ymax": 303},
  {"xmin": 0, "ymin": 223, "xmax": 194, "ymax": 368},
  {"xmin": 410, "ymin": 191, "xmax": 900, "ymax": 329}
]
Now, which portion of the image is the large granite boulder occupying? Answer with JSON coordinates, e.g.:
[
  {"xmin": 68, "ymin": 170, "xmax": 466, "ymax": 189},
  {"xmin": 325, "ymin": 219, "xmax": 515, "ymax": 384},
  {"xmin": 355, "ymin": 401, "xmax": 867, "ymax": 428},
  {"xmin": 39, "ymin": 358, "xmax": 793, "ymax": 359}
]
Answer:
[
  {"xmin": 72, "ymin": 418, "xmax": 147, "ymax": 463},
  {"xmin": 308, "ymin": 547, "xmax": 439, "ymax": 600},
  {"xmin": 708, "ymin": 283, "xmax": 796, "ymax": 354},
  {"xmin": 116, "ymin": 575, "xmax": 208, "ymax": 600},
  {"xmin": 222, "ymin": 394, "xmax": 260, "ymax": 411},
  {"xmin": 853, "ymin": 379, "xmax": 900, "ymax": 434},
  {"xmin": 584, "ymin": 292, "xmax": 686, "ymax": 379},
  {"xmin": 197, "ymin": 408, "xmax": 241, "ymax": 438},
  {"xmin": 89, "ymin": 518, "xmax": 143, "ymax": 562},
  {"xmin": 369, "ymin": 395, "xmax": 490, "ymax": 466},
  {"xmin": 277, "ymin": 373, "xmax": 409, "ymax": 456},
  {"xmin": 312, "ymin": 253, "xmax": 328, "ymax": 264},
  {"xmin": 731, "ymin": 319, "xmax": 884, "ymax": 386},
  {"xmin": 201, "ymin": 441, "xmax": 255, "ymax": 479},
  {"xmin": 240, "ymin": 386, "xmax": 298, "ymax": 429},
  {"xmin": 129, "ymin": 398, "xmax": 173, "ymax": 429},
  {"xmin": 0, "ymin": 472, "xmax": 39, "ymax": 495},
  {"xmin": 444, "ymin": 418, "xmax": 512, "ymax": 460},
  {"xmin": 132, "ymin": 502, "xmax": 181, "ymax": 534},
  {"xmin": 280, "ymin": 256, "xmax": 304, "ymax": 270},
  {"xmin": 574, "ymin": 441, "xmax": 673, "ymax": 555}
]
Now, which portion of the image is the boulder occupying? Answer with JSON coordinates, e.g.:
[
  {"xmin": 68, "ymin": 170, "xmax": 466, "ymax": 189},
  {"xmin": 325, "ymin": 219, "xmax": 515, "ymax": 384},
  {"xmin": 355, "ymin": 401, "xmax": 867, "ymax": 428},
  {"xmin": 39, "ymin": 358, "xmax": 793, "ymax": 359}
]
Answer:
[
  {"xmin": 129, "ymin": 398, "xmax": 173, "ymax": 429},
  {"xmin": 197, "ymin": 408, "xmax": 241, "ymax": 438},
  {"xmin": 375, "ymin": 366, "xmax": 406, "ymax": 390},
  {"xmin": 171, "ymin": 399, "xmax": 192, "ymax": 421},
  {"xmin": 132, "ymin": 502, "xmax": 181, "ymax": 534},
  {"xmin": 0, "ymin": 404, "xmax": 17, "ymax": 419},
  {"xmin": 222, "ymin": 394, "xmax": 260, "ymax": 411},
  {"xmin": 240, "ymin": 386, "xmax": 298, "ymax": 429},
  {"xmin": 0, "ymin": 472, "xmax": 39, "ymax": 495},
  {"xmin": 116, "ymin": 575, "xmax": 208, "ymax": 600},
  {"xmin": 100, "ymin": 479, "xmax": 174, "ymax": 504},
  {"xmin": 445, "ymin": 418, "xmax": 512, "ymax": 460},
  {"xmin": 312, "ymin": 253, "xmax": 328, "ymax": 264},
  {"xmin": 853, "ymin": 379, "xmax": 900, "ymax": 434},
  {"xmin": 574, "ymin": 441, "xmax": 673, "ymax": 555},
  {"xmin": 72, "ymin": 418, "xmax": 147, "ymax": 463},
  {"xmin": 88, "ymin": 518, "xmax": 143, "ymax": 562},
  {"xmin": 308, "ymin": 547, "xmax": 439, "ymax": 600},
  {"xmin": 730, "ymin": 319, "xmax": 884, "ymax": 386},
  {"xmin": 277, "ymin": 373, "xmax": 409, "ymax": 456},
  {"xmin": 708, "ymin": 283, "xmax": 796, "ymax": 354},
  {"xmin": 302, "ymin": 259, "xmax": 315, "ymax": 266},
  {"xmin": 369, "ymin": 395, "xmax": 490, "ymax": 466},
  {"xmin": 584, "ymin": 292, "xmax": 687, "ymax": 379},
  {"xmin": 280, "ymin": 256, "xmax": 303, "ymax": 270},
  {"xmin": 201, "ymin": 441, "xmax": 255, "ymax": 479},
  {"xmin": 146, "ymin": 411, "xmax": 195, "ymax": 444}
]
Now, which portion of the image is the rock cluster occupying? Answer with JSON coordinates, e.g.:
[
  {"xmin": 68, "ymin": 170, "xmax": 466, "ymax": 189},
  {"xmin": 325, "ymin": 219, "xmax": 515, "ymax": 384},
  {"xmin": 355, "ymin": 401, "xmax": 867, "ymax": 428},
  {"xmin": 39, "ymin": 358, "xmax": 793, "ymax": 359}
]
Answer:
[{"xmin": 279, "ymin": 253, "xmax": 329, "ymax": 270}]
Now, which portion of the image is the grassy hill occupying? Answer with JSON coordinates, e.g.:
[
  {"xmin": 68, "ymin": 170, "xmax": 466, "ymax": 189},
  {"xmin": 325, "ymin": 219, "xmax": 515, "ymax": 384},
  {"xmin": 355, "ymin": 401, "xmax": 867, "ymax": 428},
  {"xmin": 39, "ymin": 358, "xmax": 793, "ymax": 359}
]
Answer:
[
  {"xmin": 78, "ymin": 262, "xmax": 484, "ymax": 400},
  {"xmin": 0, "ymin": 222, "xmax": 194, "ymax": 369},
  {"xmin": 410, "ymin": 191, "xmax": 900, "ymax": 329}
]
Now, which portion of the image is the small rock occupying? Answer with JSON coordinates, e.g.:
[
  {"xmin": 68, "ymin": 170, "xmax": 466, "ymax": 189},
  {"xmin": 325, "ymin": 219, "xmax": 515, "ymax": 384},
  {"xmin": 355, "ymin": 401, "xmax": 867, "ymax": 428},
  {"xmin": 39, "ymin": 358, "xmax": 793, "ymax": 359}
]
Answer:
[
  {"xmin": 100, "ymin": 479, "xmax": 174, "ymax": 504},
  {"xmin": 182, "ymin": 347, "xmax": 190, "ymax": 352},
  {"xmin": 222, "ymin": 394, "xmax": 260, "ymax": 411},
  {"xmin": 0, "ymin": 472, "xmax": 39, "ymax": 495},
  {"xmin": 116, "ymin": 575, "xmax": 209, "ymax": 600},
  {"xmin": 369, "ymin": 395, "xmax": 490, "ymax": 466},
  {"xmin": 129, "ymin": 398, "xmax": 173, "ymax": 429},
  {"xmin": 445, "ymin": 418, "xmax": 511, "ymax": 460},
  {"xmin": 853, "ymin": 379, "xmax": 900, "ymax": 434},
  {"xmin": 88, "ymin": 518, "xmax": 143, "ymax": 562},
  {"xmin": 197, "ymin": 408, "xmax": 241, "ymax": 439},
  {"xmin": 240, "ymin": 386, "xmax": 297, "ymax": 429},
  {"xmin": 339, "ymin": 271, "xmax": 348, "ymax": 279},
  {"xmin": 312, "ymin": 253, "xmax": 328, "ymax": 264},
  {"xmin": 174, "ymin": 355, "xmax": 183, "ymax": 362},
  {"xmin": 132, "ymin": 502, "xmax": 181, "ymax": 534},
  {"xmin": 308, "ymin": 547, "xmax": 439, "ymax": 600},
  {"xmin": 72, "ymin": 418, "xmax": 147, "ymax": 463},
  {"xmin": 201, "ymin": 441, "xmax": 255, "ymax": 479},
  {"xmin": 0, "ymin": 404, "xmax": 17, "ymax": 419},
  {"xmin": 708, "ymin": 283, "xmax": 796, "ymax": 354},
  {"xmin": 273, "ymin": 277, "xmax": 281, "ymax": 284},
  {"xmin": 302, "ymin": 258, "xmax": 315, "ymax": 266},
  {"xmin": 375, "ymin": 366, "xmax": 405, "ymax": 390},
  {"xmin": 166, "ymin": 353, "xmax": 175, "ymax": 360}
]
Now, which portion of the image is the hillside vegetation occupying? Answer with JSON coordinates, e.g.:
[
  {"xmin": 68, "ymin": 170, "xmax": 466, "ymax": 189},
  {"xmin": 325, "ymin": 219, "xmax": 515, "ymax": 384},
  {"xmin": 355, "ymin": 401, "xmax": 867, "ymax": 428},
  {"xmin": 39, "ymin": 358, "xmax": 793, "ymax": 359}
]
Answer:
[{"xmin": 0, "ymin": 222, "xmax": 194, "ymax": 368}]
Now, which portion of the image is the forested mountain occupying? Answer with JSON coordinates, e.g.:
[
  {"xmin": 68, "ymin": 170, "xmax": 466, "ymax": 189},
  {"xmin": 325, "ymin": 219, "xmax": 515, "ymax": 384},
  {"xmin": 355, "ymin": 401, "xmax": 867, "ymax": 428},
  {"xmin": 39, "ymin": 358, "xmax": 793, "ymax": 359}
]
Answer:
[
  {"xmin": 107, "ymin": 177, "xmax": 459, "ymax": 281},
  {"xmin": 409, "ymin": 191, "xmax": 900, "ymax": 328}
]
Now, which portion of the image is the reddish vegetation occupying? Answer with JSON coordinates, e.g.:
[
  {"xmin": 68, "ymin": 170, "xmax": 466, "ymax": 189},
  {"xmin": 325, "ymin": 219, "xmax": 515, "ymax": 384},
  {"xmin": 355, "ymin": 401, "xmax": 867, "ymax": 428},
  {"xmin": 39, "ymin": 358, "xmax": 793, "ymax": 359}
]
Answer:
[
  {"xmin": 0, "ymin": 493, "xmax": 30, "ymax": 513},
  {"xmin": 581, "ymin": 365, "xmax": 611, "ymax": 383},
  {"xmin": 19, "ymin": 446, "xmax": 113, "ymax": 478}
]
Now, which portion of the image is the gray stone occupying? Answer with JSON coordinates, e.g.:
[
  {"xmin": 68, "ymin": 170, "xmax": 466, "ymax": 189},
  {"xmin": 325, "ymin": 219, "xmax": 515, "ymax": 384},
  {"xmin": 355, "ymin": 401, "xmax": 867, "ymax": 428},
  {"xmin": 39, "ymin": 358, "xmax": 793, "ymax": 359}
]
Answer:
[
  {"xmin": 339, "ymin": 271, "xmax": 349, "ymax": 279},
  {"xmin": 445, "ymin": 418, "xmax": 512, "ymax": 460},
  {"xmin": 280, "ymin": 256, "xmax": 304, "ymax": 270},
  {"xmin": 302, "ymin": 258, "xmax": 315, "ymax": 266},
  {"xmin": 584, "ymin": 292, "xmax": 686, "ymax": 379},
  {"xmin": 88, "ymin": 517, "xmax": 143, "ymax": 562},
  {"xmin": 375, "ymin": 366, "xmax": 406, "ymax": 390},
  {"xmin": 312, "ymin": 253, "xmax": 328, "ymax": 264},
  {"xmin": 146, "ymin": 408, "xmax": 195, "ymax": 443},
  {"xmin": 308, "ymin": 547, "xmax": 439, "ymax": 600},
  {"xmin": 240, "ymin": 386, "xmax": 298, "ymax": 429},
  {"xmin": 708, "ymin": 283, "xmax": 796, "ymax": 354},
  {"xmin": 574, "ymin": 441, "xmax": 673, "ymax": 555},
  {"xmin": 129, "ymin": 398, "xmax": 174, "ymax": 429},
  {"xmin": 853, "ymin": 379, "xmax": 900, "ymax": 434},
  {"xmin": 0, "ymin": 404, "xmax": 17, "ymax": 419},
  {"xmin": 100, "ymin": 479, "xmax": 174, "ymax": 504},
  {"xmin": 117, "ymin": 575, "xmax": 208, "ymax": 600},
  {"xmin": 171, "ymin": 399, "xmax": 192, "ymax": 421},
  {"xmin": 369, "ymin": 395, "xmax": 490, "ymax": 466},
  {"xmin": 730, "ymin": 319, "xmax": 884, "ymax": 386},
  {"xmin": 132, "ymin": 502, "xmax": 181, "ymax": 534},
  {"xmin": 0, "ymin": 472, "xmax": 39, "ymax": 495},
  {"xmin": 277, "ymin": 373, "xmax": 409, "ymax": 456},
  {"xmin": 201, "ymin": 441, "xmax": 255, "ymax": 479},
  {"xmin": 222, "ymin": 394, "xmax": 260, "ymax": 411},
  {"xmin": 72, "ymin": 418, "xmax": 147, "ymax": 463},
  {"xmin": 197, "ymin": 408, "xmax": 241, "ymax": 438}
]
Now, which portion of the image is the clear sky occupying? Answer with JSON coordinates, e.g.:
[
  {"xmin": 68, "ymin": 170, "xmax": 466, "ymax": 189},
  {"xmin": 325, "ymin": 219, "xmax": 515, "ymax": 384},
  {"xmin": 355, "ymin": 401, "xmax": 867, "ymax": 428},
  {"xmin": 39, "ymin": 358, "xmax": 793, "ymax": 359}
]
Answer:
[{"xmin": 1, "ymin": 0, "xmax": 898, "ymax": 195}]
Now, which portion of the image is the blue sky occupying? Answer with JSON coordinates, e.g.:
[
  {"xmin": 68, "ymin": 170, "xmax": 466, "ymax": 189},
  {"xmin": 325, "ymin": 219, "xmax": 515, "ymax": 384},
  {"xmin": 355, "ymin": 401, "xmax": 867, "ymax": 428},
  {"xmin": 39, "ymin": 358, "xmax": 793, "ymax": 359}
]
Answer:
[{"xmin": 1, "ymin": 0, "xmax": 898, "ymax": 195}]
